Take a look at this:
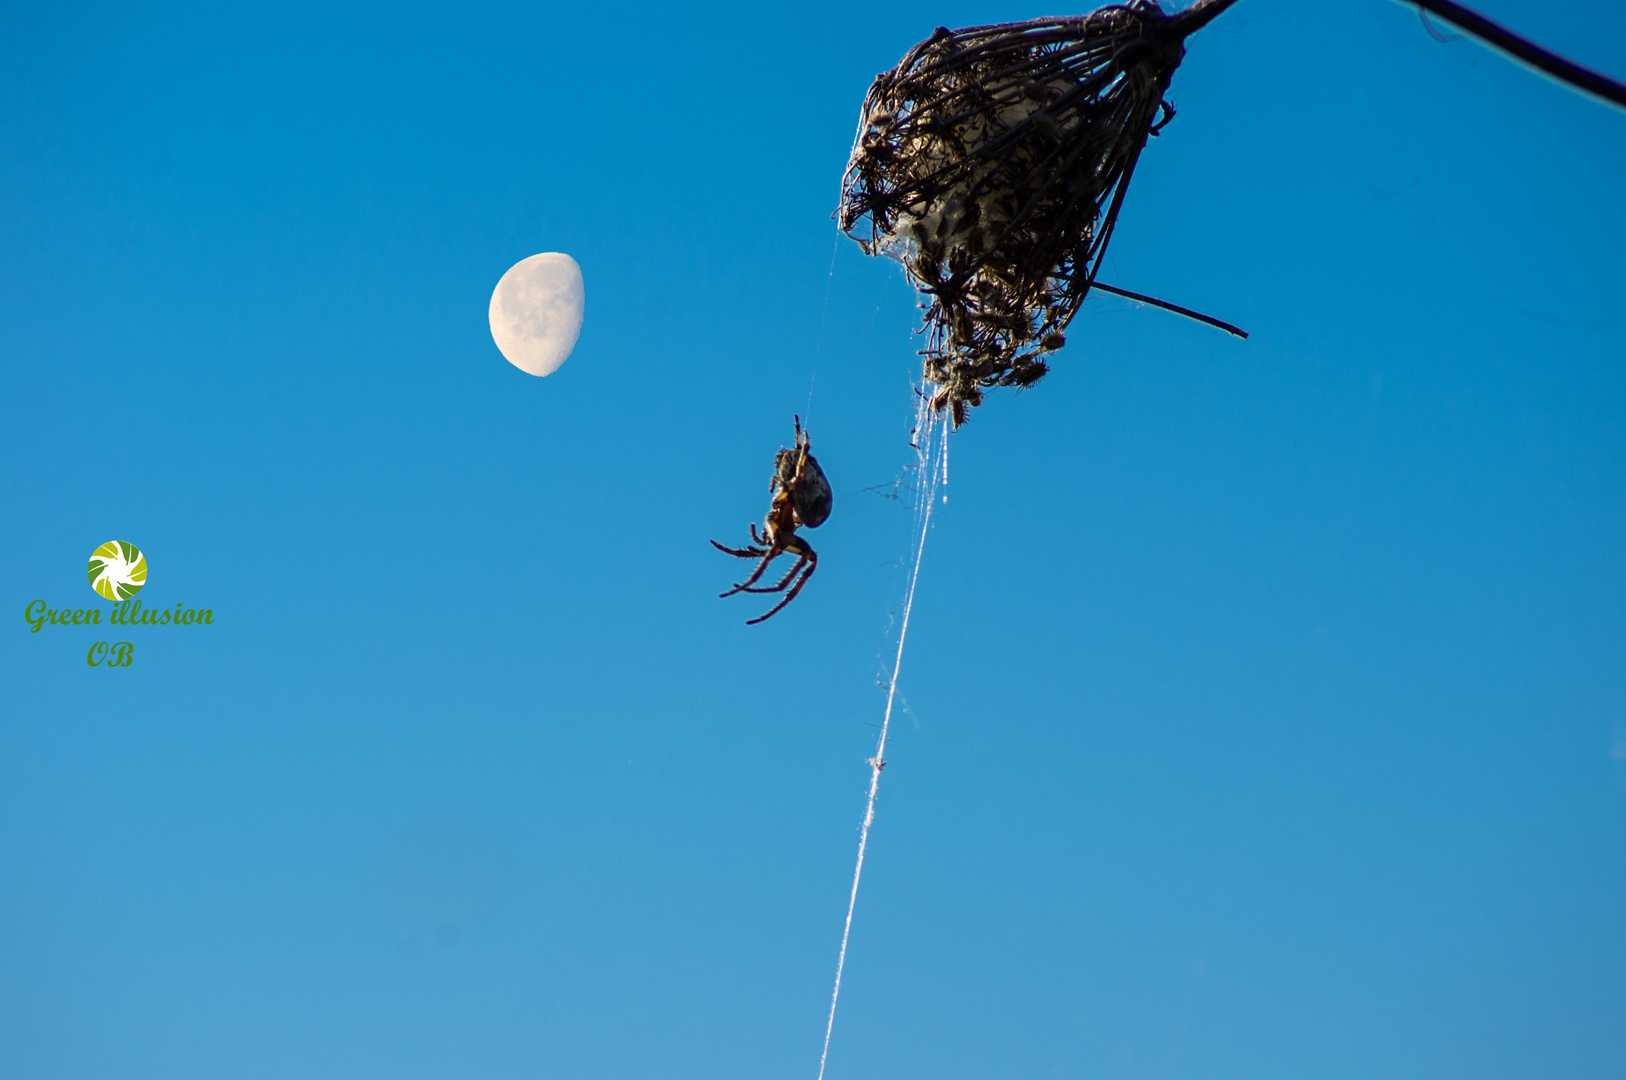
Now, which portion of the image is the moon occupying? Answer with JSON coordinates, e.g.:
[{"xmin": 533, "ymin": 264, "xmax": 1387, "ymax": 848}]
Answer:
[{"xmin": 488, "ymin": 252, "xmax": 584, "ymax": 377}]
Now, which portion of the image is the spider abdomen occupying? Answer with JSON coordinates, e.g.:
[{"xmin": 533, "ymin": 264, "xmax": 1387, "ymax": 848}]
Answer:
[{"xmin": 795, "ymin": 454, "xmax": 834, "ymax": 528}]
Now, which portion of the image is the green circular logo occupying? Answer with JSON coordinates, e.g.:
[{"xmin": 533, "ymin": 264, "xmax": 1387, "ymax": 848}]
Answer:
[{"xmin": 88, "ymin": 541, "xmax": 148, "ymax": 601}]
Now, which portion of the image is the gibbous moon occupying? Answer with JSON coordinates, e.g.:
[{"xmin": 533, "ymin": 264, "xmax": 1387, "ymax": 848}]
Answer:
[{"xmin": 488, "ymin": 252, "xmax": 584, "ymax": 377}]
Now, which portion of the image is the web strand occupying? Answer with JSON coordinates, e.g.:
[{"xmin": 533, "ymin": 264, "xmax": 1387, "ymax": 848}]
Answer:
[{"xmin": 815, "ymin": 397, "xmax": 947, "ymax": 1080}]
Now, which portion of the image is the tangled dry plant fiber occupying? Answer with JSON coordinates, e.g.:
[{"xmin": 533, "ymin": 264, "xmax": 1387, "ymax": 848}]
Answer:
[
  {"xmin": 839, "ymin": 0, "xmax": 1625, "ymax": 427},
  {"xmin": 839, "ymin": 0, "xmax": 1241, "ymax": 426}
]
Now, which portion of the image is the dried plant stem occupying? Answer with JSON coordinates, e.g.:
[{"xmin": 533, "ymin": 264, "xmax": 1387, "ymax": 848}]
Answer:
[
  {"xmin": 1406, "ymin": 0, "xmax": 1626, "ymax": 109},
  {"xmin": 1092, "ymin": 281, "xmax": 1248, "ymax": 338},
  {"xmin": 1168, "ymin": 0, "xmax": 1245, "ymax": 34}
]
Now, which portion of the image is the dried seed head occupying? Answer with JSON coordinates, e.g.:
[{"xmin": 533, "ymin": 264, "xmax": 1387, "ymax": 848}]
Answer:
[{"xmin": 840, "ymin": 0, "xmax": 1230, "ymax": 424}]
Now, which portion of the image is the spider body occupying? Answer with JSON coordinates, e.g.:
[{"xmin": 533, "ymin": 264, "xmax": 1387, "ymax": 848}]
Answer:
[
  {"xmin": 778, "ymin": 443, "xmax": 833, "ymax": 528},
  {"xmin": 712, "ymin": 417, "xmax": 832, "ymax": 625}
]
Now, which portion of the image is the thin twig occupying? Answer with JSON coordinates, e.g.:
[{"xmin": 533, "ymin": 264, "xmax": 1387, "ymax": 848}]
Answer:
[
  {"xmin": 1091, "ymin": 281, "xmax": 1249, "ymax": 338},
  {"xmin": 1404, "ymin": 0, "xmax": 1626, "ymax": 108},
  {"xmin": 1169, "ymin": 0, "xmax": 1247, "ymax": 35}
]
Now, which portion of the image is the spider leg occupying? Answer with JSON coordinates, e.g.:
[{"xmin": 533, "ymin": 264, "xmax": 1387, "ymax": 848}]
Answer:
[
  {"xmin": 741, "ymin": 553, "xmax": 807, "ymax": 593},
  {"xmin": 710, "ymin": 539, "xmax": 766, "ymax": 559},
  {"xmin": 720, "ymin": 547, "xmax": 784, "ymax": 597},
  {"xmin": 740, "ymin": 531, "xmax": 814, "ymax": 593},
  {"xmin": 745, "ymin": 550, "xmax": 817, "ymax": 625}
]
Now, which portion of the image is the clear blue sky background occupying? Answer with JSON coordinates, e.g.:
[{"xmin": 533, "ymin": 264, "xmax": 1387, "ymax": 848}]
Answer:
[{"xmin": 3, "ymin": 1, "xmax": 1624, "ymax": 1077}]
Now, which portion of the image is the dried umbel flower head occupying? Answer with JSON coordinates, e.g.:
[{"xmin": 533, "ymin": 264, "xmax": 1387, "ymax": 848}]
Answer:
[{"xmin": 839, "ymin": 0, "xmax": 1238, "ymax": 425}]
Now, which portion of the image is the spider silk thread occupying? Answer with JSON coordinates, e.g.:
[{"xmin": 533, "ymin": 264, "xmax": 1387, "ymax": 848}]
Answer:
[
  {"xmin": 815, "ymin": 396, "xmax": 947, "ymax": 1080},
  {"xmin": 802, "ymin": 227, "xmax": 844, "ymax": 430}
]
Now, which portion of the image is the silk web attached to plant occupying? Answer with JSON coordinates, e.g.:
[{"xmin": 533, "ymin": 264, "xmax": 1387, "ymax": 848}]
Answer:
[{"xmin": 839, "ymin": 0, "xmax": 1238, "ymax": 426}]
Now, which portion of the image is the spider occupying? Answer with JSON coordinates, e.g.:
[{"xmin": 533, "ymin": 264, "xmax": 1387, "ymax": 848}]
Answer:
[{"xmin": 711, "ymin": 416, "xmax": 833, "ymax": 624}]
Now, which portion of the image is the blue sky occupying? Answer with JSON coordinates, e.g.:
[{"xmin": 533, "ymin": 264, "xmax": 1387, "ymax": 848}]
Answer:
[{"xmin": 3, "ymin": 1, "xmax": 1624, "ymax": 1077}]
